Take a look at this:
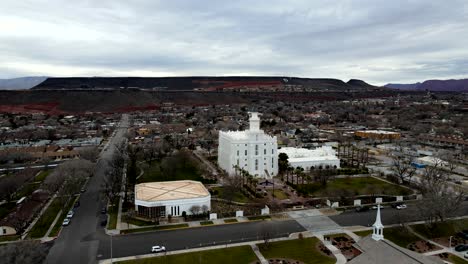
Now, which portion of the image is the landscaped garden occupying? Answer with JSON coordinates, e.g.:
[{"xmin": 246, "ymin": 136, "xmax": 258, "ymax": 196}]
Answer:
[
  {"xmin": 120, "ymin": 223, "xmax": 189, "ymax": 234},
  {"xmin": 211, "ymin": 186, "xmax": 251, "ymax": 203},
  {"xmin": 138, "ymin": 151, "xmax": 215, "ymax": 184},
  {"xmin": 117, "ymin": 245, "xmax": 258, "ymax": 264},
  {"xmin": 258, "ymin": 237, "xmax": 335, "ymax": 264},
  {"xmin": 293, "ymin": 177, "xmax": 412, "ymax": 197}
]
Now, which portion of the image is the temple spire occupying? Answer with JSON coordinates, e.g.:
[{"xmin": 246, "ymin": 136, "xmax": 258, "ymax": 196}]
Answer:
[
  {"xmin": 372, "ymin": 204, "xmax": 384, "ymax": 241},
  {"xmin": 248, "ymin": 112, "xmax": 261, "ymax": 131}
]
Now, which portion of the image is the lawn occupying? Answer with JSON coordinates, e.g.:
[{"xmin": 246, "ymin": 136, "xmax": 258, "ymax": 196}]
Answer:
[
  {"xmin": 0, "ymin": 202, "xmax": 17, "ymax": 220},
  {"xmin": 294, "ymin": 177, "xmax": 412, "ymax": 196},
  {"xmin": 412, "ymin": 219, "xmax": 468, "ymax": 238},
  {"xmin": 117, "ymin": 245, "xmax": 257, "ymax": 264},
  {"xmin": 224, "ymin": 218, "xmax": 238, "ymax": 223},
  {"xmin": 447, "ymin": 254, "xmax": 468, "ymax": 264},
  {"xmin": 49, "ymin": 196, "xmax": 79, "ymax": 237},
  {"xmin": 28, "ymin": 198, "xmax": 63, "ymax": 238},
  {"xmin": 14, "ymin": 182, "xmax": 41, "ymax": 199},
  {"xmin": 121, "ymin": 224, "xmax": 189, "ymax": 234},
  {"xmin": 34, "ymin": 170, "xmax": 51, "ymax": 182},
  {"xmin": 353, "ymin": 230, "xmax": 373, "ymax": 237},
  {"xmin": 212, "ymin": 187, "xmax": 250, "ymax": 203},
  {"xmin": 107, "ymin": 197, "xmax": 120, "ymax": 230},
  {"xmin": 247, "ymin": 215, "xmax": 271, "ymax": 221},
  {"xmin": 124, "ymin": 217, "xmax": 155, "ymax": 227},
  {"xmin": 0, "ymin": 235, "xmax": 20, "ymax": 242},
  {"xmin": 271, "ymin": 189, "xmax": 289, "ymax": 200},
  {"xmin": 383, "ymin": 227, "xmax": 422, "ymax": 248},
  {"xmin": 200, "ymin": 221, "xmax": 213, "ymax": 226},
  {"xmin": 258, "ymin": 237, "xmax": 335, "ymax": 264}
]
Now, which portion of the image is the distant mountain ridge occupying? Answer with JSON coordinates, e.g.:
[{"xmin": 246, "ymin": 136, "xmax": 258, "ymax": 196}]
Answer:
[
  {"xmin": 31, "ymin": 76, "xmax": 382, "ymax": 92},
  {"xmin": 385, "ymin": 78, "xmax": 468, "ymax": 92},
  {"xmin": 0, "ymin": 76, "xmax": 48, "ymax": 90}
]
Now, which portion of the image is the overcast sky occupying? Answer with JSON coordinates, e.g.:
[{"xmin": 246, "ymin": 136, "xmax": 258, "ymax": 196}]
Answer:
[{"xmin": 1, "ymin": 0, "xmax": 468, "ymax": 85}]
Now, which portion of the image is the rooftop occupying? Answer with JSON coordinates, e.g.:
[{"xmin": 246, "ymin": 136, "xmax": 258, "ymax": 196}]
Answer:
[{"xmin": 135, "ymin": 180, "xmax": 210, "ymax": 202}]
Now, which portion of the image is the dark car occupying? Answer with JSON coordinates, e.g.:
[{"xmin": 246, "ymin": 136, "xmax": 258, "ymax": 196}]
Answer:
[
  {"xmin": 101, "ymin": 207, "xmax": 107, "ymax": 214},
  {"xmin": 455, "ymin": 244, "xmax": 468, "ymax": 252},
  {"xmin": 355, "ymin": 206, "xmax": 369, "ymax": 212},
  {"xmin": 100, "ymin": 218, "xmax": 108, "ymax": 227},
  {"xmin": 73, "ymin": 200, "xmax": 80, "ymax": 208},
  {"xmin": 457, "ymin": 232, "xmax": 468, "ymax": 240},
  {"xmin": 391, "ymin": 203, "xmax": 403, "ymax": 208}
]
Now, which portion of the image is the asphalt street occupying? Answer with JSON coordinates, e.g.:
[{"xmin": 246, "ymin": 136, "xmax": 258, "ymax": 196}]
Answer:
[
  {"xmin": 45, "ymin": 114, "xmax": 129, "ymax": 264},
  {"xmin": 96, "ymin": 220, "xmax": 305, "ymax": 260},
  {"xmin": 330, "ymin": 201, "xmax": 468, "ymax": 227}
]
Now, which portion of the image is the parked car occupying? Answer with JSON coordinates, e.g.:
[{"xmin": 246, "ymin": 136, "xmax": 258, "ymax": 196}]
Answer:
[
  {"xmin": 457, "ymin": 232, "xmax": 468, "ymax": 240},
  {"xmin": 396, "ymin": 204, "xmax": 407, "ymax": 210},
  {"xmin": 151, "ymin": 245, "xmax": 166, "ymax": 253},
  {"xmin": 81, "ymin": 188, "xmax": 86, "ymax": 193},
  {"xmin": 100, "ymin": 218, "xmax": 107, "ymax": 227},
  {"xmin": 355, "ymin": 206, "xmax": 369, "ymax": 212},
  {"xmin": 391, "ymin": 203, "xmax": 403, "ymax": 208},
  {"xmin": 73, "ymin": 200, "xmax": 80, "ymax": 208},
  {"xmin": 464, "ymin": 251, "xmax": 468, "ymax": 259},
  {"xmin": 101, "ymin": 207, "xmax": 107, "ymax": 214},
  {"xmin": 67, "ymin": 210, "xmax": 74, "ymax": 218},
  {"xmin": 454, "ymin": 244, "xmax": 468, "ymax": 252},
  {"xmin": 62, "ymin": 218, "xmax": 70, "ymax": 226}
]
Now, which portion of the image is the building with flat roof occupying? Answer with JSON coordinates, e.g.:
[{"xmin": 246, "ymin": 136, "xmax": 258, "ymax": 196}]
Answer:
[
  {"xmin": 355, "ymin": 130, "xmax": 401, "ymax": 140},
  {"xmin": 134, "ymin": 180, "xmax": 210, "ymax": 219},
  {"xmin": 218, "ymin": 112, "xmax": 278, "ymax": 178},
  {"xmin": 278, "ymin": 146, "xmax": 340, "ymax": 171}
]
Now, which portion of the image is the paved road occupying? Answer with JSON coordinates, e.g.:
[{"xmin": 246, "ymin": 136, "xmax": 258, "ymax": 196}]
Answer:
[
  {"xmin": 330, "ymin": 201, "xmax": 468, "ymax": 227},
  {"xmin": 45, "ymin": 114, "xmax": 129, "ymax": 264},
  {"xmin": 96, "ymin": 220, "xmax": 305, "ymax": 260}
]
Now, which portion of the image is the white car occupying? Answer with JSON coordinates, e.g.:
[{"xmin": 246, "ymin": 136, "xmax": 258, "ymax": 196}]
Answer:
[
  {"xmin": 396, "ymin": 204, "xmax": 407, "ymax": 210},
  {"xmin": 67, "ymin": 210, "xmax": 74, "ymax": 218},
  {"xmin": 151, "ymin": 245, "xmax": 166, "ymax": 253},
  {"xmin": 62, "ymin": 218, "xmax": 70, "ymax": 226},
  {"xmin": 464, "ymin": 251, "xmax": 468, "ymax": 259}
]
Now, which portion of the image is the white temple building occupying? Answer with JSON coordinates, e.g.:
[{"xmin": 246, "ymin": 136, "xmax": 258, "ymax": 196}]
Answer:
[
  {"xmin": 278, "ymin": 146, "xmax": 340, "ymax": 171},
  {"xmin": 218, "ymin": 112, "xmax": 278, "ymax": 178}
]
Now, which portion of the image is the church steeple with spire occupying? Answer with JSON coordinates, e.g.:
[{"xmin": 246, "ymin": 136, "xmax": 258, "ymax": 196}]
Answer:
[{"xmin": 372, "ymin": 204, "xmax": 384, "ymax": 241}]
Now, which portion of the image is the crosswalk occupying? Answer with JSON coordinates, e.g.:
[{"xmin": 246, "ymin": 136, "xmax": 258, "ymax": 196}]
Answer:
[{"xmin": 287, "ymin": 209, "xmax": 342, "ymax": 233}]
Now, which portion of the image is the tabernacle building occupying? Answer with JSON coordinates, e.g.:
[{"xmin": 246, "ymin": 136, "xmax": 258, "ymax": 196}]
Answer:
[
  {"xmin": 278, "ymin": 146, "xmax": 340, "ymax": 171},
  {"xmin": 134, "ymin": 180, "xmax": 210, "ymax": 219},
  {"xmin": 218, "ymin": 112, "xmax": 278, "ymax": 178}
]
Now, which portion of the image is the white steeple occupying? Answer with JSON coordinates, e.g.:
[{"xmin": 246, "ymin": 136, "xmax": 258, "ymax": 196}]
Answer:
[
  {"xmin": 372, "ymin": 204, "xmax": 384, "ymax": 241},
  {"xmin": 248, "ymin": 112, "xmax": 261, "ymax": 131}
]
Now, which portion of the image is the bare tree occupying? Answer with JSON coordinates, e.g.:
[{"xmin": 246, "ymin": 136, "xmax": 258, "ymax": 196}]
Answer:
[
  {"xmin": 189, "ymin": 205, "xmax": 201, "ymax": 215},
  {"xmin": 417, "ymin": 160, "xmax": 465, "ymax": 225},
  {"xmin": 77, "ymin": 146, "xmax": 99, "ymax": 162},
  {"xmin": 390, "ymin": 152, "xmax": 416, "ymax": 184},
  {"xmin": 0, "ymin": 241, "xmax": 51, "ymax": 264}
]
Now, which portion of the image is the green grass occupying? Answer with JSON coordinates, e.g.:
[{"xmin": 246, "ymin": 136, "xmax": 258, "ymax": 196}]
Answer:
[
  {"xmin": 34, "ymin": 170, "xmax": 51, "ymax": 182},
  {"xmin": 28, "ymin": 198, "xmax": 64, "ymax": 238},
  {"xmin": 354, "ymin": 230, "xmax": 373, "ymax": 237},
  {"xmin": 0, "ymin": 202, "xmax": 17, "ymax": 220},
  {"xmin": 271, "ymin": 189, "xmax": 289, "ymax": 200},
  {"xmin": 200, "ymin": 221, "xmax": 213, "ymax": 226},
  {"xmin": 14, "ymin": 182, "xmax": 41, "ymax": 199},
  {"xmin": 412, "ymin": 219, "xmax": 468, "ymax": 238},
  {"xmin": 383, "ymin": 227, "xmax": 422, "ymax": 248},
  {"xmin": 212, "ymin": 187, "xmax": 250, "ymax": 203},
  {"xmin": 124, "ymin": 217, "xmax": 155, "ymax": 227},
  {"xmin": 247, "ymin": 215, "xmax": 271, "ymax": 221},
  {"xmin": 49, "ymin": 196, "xmax": 78, "ymax": 237},
  {"xmin": 121, "ymin": 224, "xmax": 189, "ymax": 234},
  {"xmin": 258, "ymin": 237, "xmax": 335, "ymax": 264},
  {"xmin": 294, "ymin": 177, "xmax": 412, "ymax": 196},
  {"xmin": 107, "ymin": 197, "xmax": 120, "ymax": 230},
  {"xmin": 0, "ymin": 235, "xmax": 20, "ymax": 242},
  {"xmin": 117, "ymin": 245, "xmax": 257, "ymax": 264},
  {"xmin": 224, "ymin": 219, "xmax": 238, "ymax": 223},
  {"xmin": 447, "ymin": 254, "xmax": 468, "ymax": 264}
]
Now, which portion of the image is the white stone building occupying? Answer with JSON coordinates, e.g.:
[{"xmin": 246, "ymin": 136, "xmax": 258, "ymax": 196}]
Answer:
[
  {"xmin": 134, "ymin": 180, "xmax": 210, "ymax": 218},
  {"xmin": 278, "ymin": 146, "xmax": 340, "ymax": 171},
  {"xmin": 218, "ymin": 112, "xmax": 278, "ymax": 178}
]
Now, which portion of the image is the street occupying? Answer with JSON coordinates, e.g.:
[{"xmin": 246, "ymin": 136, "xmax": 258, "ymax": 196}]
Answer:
[{"xmin": 45, "ymin": 114, "xmax": 129, "ymax": 264}]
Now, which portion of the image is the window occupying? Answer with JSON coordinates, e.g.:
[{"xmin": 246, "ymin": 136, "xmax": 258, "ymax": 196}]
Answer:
[
  {"xmin": 255, "ymin": 145, "xmax": 258, "ymax": 155},
  {"xmin": 237, "ymin": 159, "xmax": 239, "ymax": 165},
  {"xmin": 237, "ymin": 150, "xmax": 239, "ymax": 156},
  {"xmin": 245, "ymin": 150, "xmax": 247, "ymax": 156},
  {"xmin": 264, "ymin": 149, "xmax": 266, "ymax": 155},
  {"xmin": 272, "ymin": 158, "xmax": 274, "ymax": 168},
  {"xmin": 255, "ymin": 159, "xmax": 258, "ymax": 170},
  {"xmin": 272, "ymin": 149, "xmax": 274, "ymax": 154}
]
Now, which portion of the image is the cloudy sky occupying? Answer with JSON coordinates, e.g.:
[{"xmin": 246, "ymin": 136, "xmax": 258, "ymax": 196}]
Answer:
[{"xmin": 1, "ymin": 0, "xmax": 468, "ymax": 85}]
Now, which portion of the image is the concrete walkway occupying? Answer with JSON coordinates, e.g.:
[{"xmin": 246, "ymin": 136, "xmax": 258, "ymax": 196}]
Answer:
[
  {"xmin": 22, "ymin": 193, "xmax": 57, "ymax": 240},
  {"xmin": 250, "ymin": 244, "xmax": 268, "ymax": 264},
  {"xmin": 43, "ymin": 209, "xmax": 62, "ymax": 239},
  {"xmin": 315, "ymin": 233, "xmax": 347, "ymax": 264}
]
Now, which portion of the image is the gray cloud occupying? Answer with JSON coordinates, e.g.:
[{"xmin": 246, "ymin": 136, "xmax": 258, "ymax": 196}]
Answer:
[{"xmin": 1, "ymin": 0, "xmax": 468, "ymax": 84}]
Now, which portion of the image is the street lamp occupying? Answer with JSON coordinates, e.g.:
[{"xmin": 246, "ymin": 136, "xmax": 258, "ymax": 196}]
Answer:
[{"xmin": 449, "ymin": 236, "xmax": 453, "ymax": 252}]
